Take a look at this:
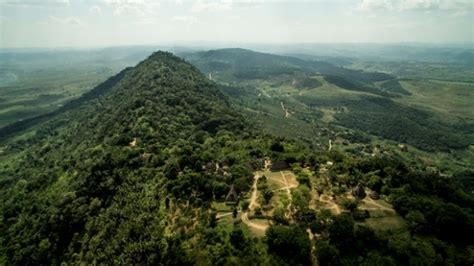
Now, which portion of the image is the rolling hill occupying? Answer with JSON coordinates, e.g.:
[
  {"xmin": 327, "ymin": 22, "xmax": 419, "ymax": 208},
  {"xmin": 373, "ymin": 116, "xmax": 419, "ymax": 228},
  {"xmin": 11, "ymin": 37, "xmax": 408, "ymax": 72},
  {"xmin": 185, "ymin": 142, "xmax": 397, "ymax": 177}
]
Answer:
[
  {"xmin": 182, "ymin": 48, "xmax": 474, "ymax": 153},
  {"xmin": 1, "ymin": 51, "xmax": 472, "ymax": 265},
  {"xmin": 0, "ymin": 52, "xmax": 257, "ymax": 264}
]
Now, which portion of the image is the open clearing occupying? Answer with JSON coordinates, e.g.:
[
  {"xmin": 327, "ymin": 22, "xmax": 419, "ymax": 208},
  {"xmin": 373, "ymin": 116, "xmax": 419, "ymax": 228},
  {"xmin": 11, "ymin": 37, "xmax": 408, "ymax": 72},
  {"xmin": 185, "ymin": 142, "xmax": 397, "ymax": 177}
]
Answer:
[
  {"xmin": 238, "ymin": 168, "xmax": 299, "ymax": 235},
  {"xmin": 398, "ymin": 79, "xmax": 474, "ymax": 119},
  {"xmin": 364, "ymin": 216, "xmax": 407, "ymax": 232}
]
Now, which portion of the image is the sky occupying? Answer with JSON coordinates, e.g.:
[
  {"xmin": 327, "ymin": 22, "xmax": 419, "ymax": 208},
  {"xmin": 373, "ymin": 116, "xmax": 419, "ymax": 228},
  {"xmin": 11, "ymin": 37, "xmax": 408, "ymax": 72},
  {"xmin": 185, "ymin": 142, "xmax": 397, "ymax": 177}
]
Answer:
[{"xmin": 0, "ymin": 0, "xmax": 473, "ymax": 48}]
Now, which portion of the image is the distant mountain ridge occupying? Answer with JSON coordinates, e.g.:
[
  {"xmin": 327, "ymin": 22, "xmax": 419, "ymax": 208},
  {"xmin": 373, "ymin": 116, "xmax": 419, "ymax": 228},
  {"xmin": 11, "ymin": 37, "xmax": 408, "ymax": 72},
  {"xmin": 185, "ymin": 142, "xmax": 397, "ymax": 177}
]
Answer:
[{"xmin": 182, "ymin": 48, "xmax": 395, "ymax": 92}]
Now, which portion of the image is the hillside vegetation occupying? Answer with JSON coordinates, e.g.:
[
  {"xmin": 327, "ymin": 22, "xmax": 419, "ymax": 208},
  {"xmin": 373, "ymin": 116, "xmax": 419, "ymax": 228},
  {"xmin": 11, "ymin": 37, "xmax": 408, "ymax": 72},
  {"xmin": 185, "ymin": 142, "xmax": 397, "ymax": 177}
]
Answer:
[
  {"xmin": 1, "ymin": 51, "xmax": 473, "ymax": 265},
  {"xmin": 184, "ymin": 49, "xmax": 474, "ymax": 152}
]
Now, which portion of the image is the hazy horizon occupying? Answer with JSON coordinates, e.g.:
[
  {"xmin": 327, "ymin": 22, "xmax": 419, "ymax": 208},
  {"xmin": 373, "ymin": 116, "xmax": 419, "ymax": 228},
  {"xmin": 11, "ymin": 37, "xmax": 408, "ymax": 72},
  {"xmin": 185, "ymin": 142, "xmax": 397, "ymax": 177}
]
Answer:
[{"xmin": 1, "ymin": 0, "xmax": 473, "ymax": 49}]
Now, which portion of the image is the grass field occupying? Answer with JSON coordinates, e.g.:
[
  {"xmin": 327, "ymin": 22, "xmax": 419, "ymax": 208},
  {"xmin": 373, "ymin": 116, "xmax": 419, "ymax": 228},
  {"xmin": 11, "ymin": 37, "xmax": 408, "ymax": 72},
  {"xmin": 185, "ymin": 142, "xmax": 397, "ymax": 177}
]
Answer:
[
  {"xmin": 363, "ymin": 216, "xmax": 407, "ymax": 232},
  {"xmin": 212, "ymin": 201, "xmax": 234, "ymax": 213},
  {"xmin": 349, "ymin": 60, "xmax": 474, "ymax": 83},
  {"xmin": 0, "ymin": 66, "xmax": 122, "ymax": 128},
  {"xmin": 397, "ymin": 79, "xmax": 474, "ymax": 120}
]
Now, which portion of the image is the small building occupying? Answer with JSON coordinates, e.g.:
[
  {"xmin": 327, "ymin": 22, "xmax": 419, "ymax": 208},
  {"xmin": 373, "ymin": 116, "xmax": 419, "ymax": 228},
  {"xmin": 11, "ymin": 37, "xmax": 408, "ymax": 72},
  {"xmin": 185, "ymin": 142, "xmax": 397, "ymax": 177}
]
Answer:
[
  {"xmin": 270, "ymin": 161, "xmax": 290, "ymax": 171},
  {"xmin": 225, "ymin": 185, "xmax": 239, "ymax": 205}
]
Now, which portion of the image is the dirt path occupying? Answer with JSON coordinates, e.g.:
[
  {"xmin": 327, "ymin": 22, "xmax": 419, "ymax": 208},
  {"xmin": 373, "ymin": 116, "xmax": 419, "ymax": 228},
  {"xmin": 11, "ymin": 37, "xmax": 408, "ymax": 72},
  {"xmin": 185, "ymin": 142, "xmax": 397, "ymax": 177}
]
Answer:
[
  {"xmin": 268, "ymin": 176, "xmax": 287, "ymax": 186},
  {"xmin": 216, "ymin": 212, "xmax": 233, "ymax": 219},
  {"xmin": 249, "ymin": 173, "xmax": 261, "ymax": 210},
  {"xmin": 281, "ymin": 101, "xmax": 290, "ymax": 118},
  {"xmin": 281, "ymin": 172, "xmax": 294, "ymax": 200},
  {"xmin": 241, "ymin": 173, "xmax": 269, "ymax": 231},
  {"xmin": 363, "ymin": 197, "xmax": 395, "ymax": 213},
  {"xmin": 241, "ymin": 212, "xmax": 268, "ymax": 230},
  {"xmin": 328, "ymin": 139, "xmax": 332, "ymax": 151},
  {"xmin": 306, "ymin": 228, "xmax": 317, "ymax": 266},
  {"xmin": 241, "ymin": 167, "xmax": 298, "ymax": 232},
  {"xmin": 319, "ymin": 195, "xmax": 341, "ymax": 215},
  {"xmin": 264, "ymin": 159, "xmax": 271, "ymax": 170},
  {"xmin": 281, "ymin": 171, "xmax": 297, "ymax": 219}
]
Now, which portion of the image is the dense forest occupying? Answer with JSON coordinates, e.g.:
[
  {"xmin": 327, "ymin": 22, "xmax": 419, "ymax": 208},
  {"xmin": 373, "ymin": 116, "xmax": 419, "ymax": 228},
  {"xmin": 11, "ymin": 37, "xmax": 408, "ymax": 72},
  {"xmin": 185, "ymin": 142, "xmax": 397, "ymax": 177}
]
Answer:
[{"xmin": 1, "ymin": 52, "xmax": 473, "ymax": 265}]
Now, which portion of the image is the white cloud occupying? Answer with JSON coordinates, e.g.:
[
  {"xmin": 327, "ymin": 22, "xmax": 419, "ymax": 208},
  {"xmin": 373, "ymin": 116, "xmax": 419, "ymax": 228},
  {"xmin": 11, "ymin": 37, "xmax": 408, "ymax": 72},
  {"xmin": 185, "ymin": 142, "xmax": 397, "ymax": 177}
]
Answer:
[
  {"xmin": 104, "ymin": 0, "xmax": 160, "ymax": 17},
  {"xmin": 191, "ymin": 0, "xmax": 232, "ymax": 13},
  {"xmin": 1, "ymin": 0, "xmax": 70, "ymax": 8},
  {"xmin": 172, "ymin": 15, "xmax": 198, "ymax": 24},
  {"xmin": 89, "ymin": 5, "xmax": 102, "ymax": 14},
  {"xmin": 0, "ymin": 16, "xmax": 11, "ymax": 25},
  {"xmin": 49, "ymin": 15, "xmax": 84, "ymax": 27},
  {"xmin": 228, "ymin": 15, "xmax": 241, "ymax": 20},
  {"xmin": 357, "ymin": 0, "xmax": 472, "ymax": 12},
  {"xmin": 132, "ymin": 17, "xmax": 159, "ymax": 25}
]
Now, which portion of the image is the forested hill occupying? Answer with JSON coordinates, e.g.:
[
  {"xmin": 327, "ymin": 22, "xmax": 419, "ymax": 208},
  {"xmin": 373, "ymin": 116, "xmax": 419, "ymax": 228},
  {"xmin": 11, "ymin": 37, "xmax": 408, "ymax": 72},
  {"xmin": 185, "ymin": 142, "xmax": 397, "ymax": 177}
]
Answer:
[
  {"xmin": 1, "ymin": 51, "xmax": 473, "ymax": 265},
  {"xmin": 182, "ymin": 48, "xmax": 393, "ymax": 85},
  {"xmin": 0, "ymin": 51, "xmax": 252, "ymax": 264}
]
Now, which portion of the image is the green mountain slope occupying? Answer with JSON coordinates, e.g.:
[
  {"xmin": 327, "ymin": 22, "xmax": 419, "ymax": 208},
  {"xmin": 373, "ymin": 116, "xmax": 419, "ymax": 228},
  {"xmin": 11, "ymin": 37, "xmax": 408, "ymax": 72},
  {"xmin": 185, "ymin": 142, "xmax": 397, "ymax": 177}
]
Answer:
[
  {"xmin": 183, "ymin": 48, "xmax": 473, "ymax": 152},
  {"xmin": 183, "ymin": 48, "xmax": 393, "ymax": 87},
  {"xmin": 0, "ymin": 52, "xmax": 259, "ymax": 264},
  {"xmin": 1, "ymin": 51, "xmax": 472, "ymax": 265}
]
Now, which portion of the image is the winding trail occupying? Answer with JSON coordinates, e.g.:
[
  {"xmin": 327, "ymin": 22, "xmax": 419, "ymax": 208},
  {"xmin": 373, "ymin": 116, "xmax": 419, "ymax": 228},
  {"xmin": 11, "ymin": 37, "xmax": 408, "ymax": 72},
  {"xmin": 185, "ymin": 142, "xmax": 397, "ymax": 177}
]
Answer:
[
  {"xmin": 306, "ymin": 228, "xmax": 317, "ymax": 265},
  {"xmin": 280, "ymin": 171, "xmax": 299, "ymax": 219},
  {"xmin": 281, "ymin": 101, "xmax": 290, "ymax": 118},
  {"xmin": 362, "ymin": 197, "xmax": 396, "ymax": 213},
  {"xmin": 281, "ymin": 172, "xmax": 295, "ymax": 200},
  {"xmin": 241, "ymin": 212, "xmax": 268, "ymax": 231},
  {"xmin": 240, "ymin": 160, "xmax": 298, "ymax": 232},
  {"xmin": 249, "ymin": 173, "xmax": 261, "ymax": 210},
  {"xmin": 319, "ymin": 195, "xmax": 341, "ymax": 215},
  {"xmin": 328, "ymin": 139, "xmax": 332, "ymax": 151},
  {"xmin": 216, "ymin": 212, "xmax": 233, "ymax": 219},
  {"xmin": 241, "ymin": 173, "xmax": 269, "ymax": 231}
]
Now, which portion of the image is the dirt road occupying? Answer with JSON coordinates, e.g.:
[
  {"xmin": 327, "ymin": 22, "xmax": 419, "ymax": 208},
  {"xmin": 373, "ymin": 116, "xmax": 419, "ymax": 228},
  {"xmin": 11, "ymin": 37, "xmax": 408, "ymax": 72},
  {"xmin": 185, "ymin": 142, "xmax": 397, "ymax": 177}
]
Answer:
[
  {"xmin": 281, "ymin": 101, "xmax": 290, "ymax": 118},
  {"xmin": 319, "ymin": 195, "xmax": 341, "ymax": 215},
  {"xmin": 241, "ymin": 173, "xmax": 269, "ymax": 231}
]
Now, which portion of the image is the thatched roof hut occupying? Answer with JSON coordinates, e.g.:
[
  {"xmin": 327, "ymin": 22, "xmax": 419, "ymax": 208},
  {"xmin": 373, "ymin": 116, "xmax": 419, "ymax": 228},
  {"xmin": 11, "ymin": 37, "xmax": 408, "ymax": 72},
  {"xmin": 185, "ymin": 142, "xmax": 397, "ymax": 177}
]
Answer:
[{"xmin": 225, "ymin": 185, "xmax": 239, "ymax": 205}]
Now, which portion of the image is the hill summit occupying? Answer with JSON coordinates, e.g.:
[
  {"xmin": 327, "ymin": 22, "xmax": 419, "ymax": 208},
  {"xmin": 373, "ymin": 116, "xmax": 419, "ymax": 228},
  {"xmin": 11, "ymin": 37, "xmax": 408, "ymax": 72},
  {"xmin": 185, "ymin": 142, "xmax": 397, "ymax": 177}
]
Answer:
[
  {"xmin": 1, "ymin": 51, "xmax": 473, "ymax": 266},
  {"xmin": 0, "ymin": 51, "xmax": 252, "ymax": 264}
]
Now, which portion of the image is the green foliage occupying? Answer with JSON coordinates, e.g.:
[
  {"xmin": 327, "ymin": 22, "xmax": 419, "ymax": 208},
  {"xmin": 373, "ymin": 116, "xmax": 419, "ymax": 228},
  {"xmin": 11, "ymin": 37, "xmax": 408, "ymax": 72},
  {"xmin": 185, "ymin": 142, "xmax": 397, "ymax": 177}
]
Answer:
[
  {"xmin": 240, "ymin": 200, "xmax": 250, "ymax": 211},
  {"xmin": 1, "ymin": 49, "xmax": 473, "ymax": 265},
  {"xmin": 405, "ymin": 210, "xmax": 427, "ymax": 235},
  {"xmin": 324, "ymin": 75, "xmax": 393, "ymax": 97},
  {"xmin": 0, "ymin": 52, "xmax": 263, "ymax": 264},
  {"xmin": 315, "ymin": 241, "xmax": 341, "ymax": 266},
  {"xmin": 379, "ymin": 79, "xmax": 411, "ymax": 96},
  {"xmin": 341, "ymin": 198, "xmax": 358, "ymax": 212},
  {"xmin": 266, "ymin": 225, "xmax": 311, "ymax": 265},
  {"xmin": 328, "ymin": 213, "xmax": 355, "ymax": 250},
  {"xmin": 262, "ymin": 188, "xmax": 274, "ymax": 205},
  {"xmin": 332, "ymin": 96, "xmax": 471, "ymax": 151},
  {"xmin": 272, "ymin": 206, "xmax": 289, "ymax": 225}
]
